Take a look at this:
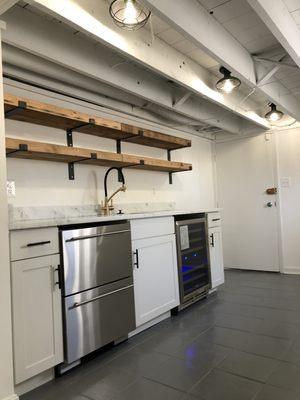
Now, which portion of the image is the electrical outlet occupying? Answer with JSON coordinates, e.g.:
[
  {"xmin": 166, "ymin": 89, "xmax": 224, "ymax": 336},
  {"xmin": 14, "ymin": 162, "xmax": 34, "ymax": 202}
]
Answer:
[{"xmin": 7, "ymin": 181, "xmax": 16, "ymax": 198}]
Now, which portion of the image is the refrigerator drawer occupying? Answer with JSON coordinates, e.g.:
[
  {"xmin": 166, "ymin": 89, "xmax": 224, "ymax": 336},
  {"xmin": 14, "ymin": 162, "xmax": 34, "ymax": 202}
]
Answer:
[
  {"xmin": 64, "ymin": 278, "xmax": 136, "ymax": 363},
  {"xmin": 61, "ymin": 221, "xmax": 132, "ymax": 296}
]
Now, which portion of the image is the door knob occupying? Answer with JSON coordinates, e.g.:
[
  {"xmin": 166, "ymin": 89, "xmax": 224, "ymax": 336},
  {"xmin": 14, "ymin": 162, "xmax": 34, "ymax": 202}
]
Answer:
[{"xmin": 266, "ymin": 202, "xmax": 273, "ymax": 208}]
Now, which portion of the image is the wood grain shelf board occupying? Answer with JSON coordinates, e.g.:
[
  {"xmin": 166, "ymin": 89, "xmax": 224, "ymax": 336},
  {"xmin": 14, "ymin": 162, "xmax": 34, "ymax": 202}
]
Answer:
[
  {"xmin": 121, "ymin": 124, "xmax": 191, "ymax": 150},
  {"xmin": 6, "ymin": 138, "xmax": 192, "ymax": 173},
  {"xmin": 4, "ymin": 93, "xmax": 191, "ymax": 150},
  {"xmin": 4, "ymin": 93, "xmax": 134, "ymax": 141}
]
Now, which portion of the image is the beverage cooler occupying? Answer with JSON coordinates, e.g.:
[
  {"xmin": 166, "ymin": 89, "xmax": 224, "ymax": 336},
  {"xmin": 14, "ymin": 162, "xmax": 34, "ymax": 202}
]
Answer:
[{"xmin": 174, "ymin": 214, "xmax": 210, "ymax": 310}]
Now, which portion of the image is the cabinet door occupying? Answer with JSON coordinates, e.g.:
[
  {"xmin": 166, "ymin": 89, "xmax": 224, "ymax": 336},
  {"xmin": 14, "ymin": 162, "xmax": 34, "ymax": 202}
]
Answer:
[
  {"xmin": 132, "ymin": 235, "xmax": 179, "ymax": 327},
  {"xmin": 209, "ymin": 227, "xmax": 225, "ymax": 288},
  {"xmin": 11, "ymin": 255, "xmax": 63, "ymax": 384}
]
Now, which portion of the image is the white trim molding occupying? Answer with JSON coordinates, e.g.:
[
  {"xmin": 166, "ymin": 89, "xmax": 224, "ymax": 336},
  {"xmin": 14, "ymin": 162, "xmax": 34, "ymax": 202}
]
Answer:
[
  {"xmin": 3, "ymin": 395, "xmax": 18, "ymax": 400},
  {"xmin": 282, "ymin": 267, "xmax": 300, "ymax": 275}
]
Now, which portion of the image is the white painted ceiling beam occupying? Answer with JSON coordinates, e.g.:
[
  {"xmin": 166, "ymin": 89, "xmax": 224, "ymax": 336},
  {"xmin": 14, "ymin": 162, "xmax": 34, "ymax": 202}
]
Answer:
[
  {"xmin": 256, "ymin": 65, "xmax": 281, "ymax": 86},
  {"xmin": 0, "ymin": 0, "xmax": 18, "ymax": 15},
  {"xmin": 142, "ymin": 0, "xmax": 300, "ymax": 121},
  {"xmin": 248, "ymin": 0, "xmax": 300, "ymax": 68},
  {"xmin": 1, "ymin": 6, "xmax": 264, "ymax": 135},
  {"xmin": 172, "ymin": 92, "xmax": 192, "ymax": 108},
  {"xmin": 143, "ymin": 0, "xmax": 256, "ymax": 85},
  {"xmin": 26, "ymin": 0, "xmax": 269, "ymax": 130}
]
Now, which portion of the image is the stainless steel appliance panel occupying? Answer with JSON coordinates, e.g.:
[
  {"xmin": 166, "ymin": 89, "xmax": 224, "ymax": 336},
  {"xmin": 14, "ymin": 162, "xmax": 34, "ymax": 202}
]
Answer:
[
  {"xmin": 62, "ymin": 222, "xmax": 132, "ymax": 296},
  {"xmin": 64, "ymin": 277, "xmax": 135, "ymax": 363}
]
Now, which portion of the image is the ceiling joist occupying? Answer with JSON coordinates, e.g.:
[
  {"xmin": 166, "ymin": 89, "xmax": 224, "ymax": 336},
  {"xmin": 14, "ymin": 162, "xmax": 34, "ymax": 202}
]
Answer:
[
  {"xmin": 248, "ymin": 0, "xmax": 300, "ymax": 69},
  {"xmin": 25, "ymin": 0, "xmax": 269, "ymax": 131},
  {"xmin": 143, "ymin": 0, "xmax": 300, "ymax": 121},
  {"xmin": 0, "ymin": 0, "xmax": 18, "ymax": 15},
  {"xmin": 172, "ymin": 92, "xmax": 192, "ymax": 108},
  {"xmin": 1, "ymin": 5, "xmax": 266, "ymax": 135}
]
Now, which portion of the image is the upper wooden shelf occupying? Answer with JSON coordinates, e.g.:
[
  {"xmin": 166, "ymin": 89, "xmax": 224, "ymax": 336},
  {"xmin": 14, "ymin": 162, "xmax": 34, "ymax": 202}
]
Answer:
[
  {"xmin": 4, "ymin": 93, "xmax": 191, "ymax": 150},
  {"xmin": 6, "ymin": 138, "xmax": 192, "ymax": 174}
]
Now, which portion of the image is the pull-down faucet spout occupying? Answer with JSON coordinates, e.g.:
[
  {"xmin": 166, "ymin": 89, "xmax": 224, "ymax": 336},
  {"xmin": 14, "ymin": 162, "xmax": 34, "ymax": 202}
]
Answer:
[{"xmin": 101, "ymin": 167, "xmax": 126, "ymax": 216}]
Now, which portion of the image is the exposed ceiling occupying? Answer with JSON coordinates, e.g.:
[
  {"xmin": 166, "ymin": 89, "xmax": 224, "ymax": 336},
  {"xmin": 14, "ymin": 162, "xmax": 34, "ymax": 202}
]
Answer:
[
  {"xmin": 1, "ymin": 0, "xmax": 300, "ymax": 138},
  {"xmin": 148, "ymin": 0, "xmax": 300, "ymax": 108},
  {"xmin": 283, "ymin": 0, "xmax": 300, "ymax": 26}
]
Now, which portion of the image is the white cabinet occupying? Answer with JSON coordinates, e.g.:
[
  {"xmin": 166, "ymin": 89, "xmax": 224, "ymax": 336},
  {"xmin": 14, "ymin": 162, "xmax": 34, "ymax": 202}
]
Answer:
[
  {"xmin": 208, "ymin": 226, "xmax": 225, "ymax": 289},
  {"xmin": 132, "ymin": 234, "xmax": 179, "ymax": 327},
  {"xmin": 10, "ymin": 228, "xmax": 63, "ymax": 384}
]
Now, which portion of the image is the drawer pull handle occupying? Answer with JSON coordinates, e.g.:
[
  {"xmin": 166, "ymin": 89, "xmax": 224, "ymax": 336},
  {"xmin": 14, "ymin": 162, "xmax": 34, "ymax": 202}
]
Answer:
[
  {"xmin": 55, "ymin": 265, "xmax": 63, "ymax": 289},
  {"xmin": 212, "ymin": 218, "xmax": 220, "ymax": 222},
  {"xmin": 26, "ymin": 240, "xmax": 51, "ymax": 247},
  {"xmin": 66, "ymin": 230, "xmax": 130, "ymax": 242},
  {"xmin": 71, "ymin": 284, "xmax": 134, "ymax": 309},
  {"xmin": 133, "ymin": 250, "xmax": 139, "ymax": 269}
]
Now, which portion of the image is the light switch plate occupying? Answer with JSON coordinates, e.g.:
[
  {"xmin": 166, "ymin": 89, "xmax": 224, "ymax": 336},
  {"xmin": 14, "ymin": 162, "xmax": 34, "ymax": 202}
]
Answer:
[
  {"xmin": 7, "ymin": 180, "xmax": 16, "ymax": 197},
  {"xmin": 281, "ymin": 177, "xmax": 291, "ymax": 188}
]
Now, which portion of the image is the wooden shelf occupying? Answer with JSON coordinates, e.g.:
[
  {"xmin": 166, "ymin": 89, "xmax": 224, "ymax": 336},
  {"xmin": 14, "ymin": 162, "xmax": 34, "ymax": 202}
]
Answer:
[
  {"xmin": 121, "ymin": 124, "xmax": 191, "ymax": 150},
  {"xmin": 4, "ymin": 93, "xmax": 191, "ymax": 150},
  {"xmin": 4, "ymin": 93, "xmax": 131, "ymax": 141},
  {"xmin": 6, "ymin": 138, "xmax": 192, "ymax": 174}
]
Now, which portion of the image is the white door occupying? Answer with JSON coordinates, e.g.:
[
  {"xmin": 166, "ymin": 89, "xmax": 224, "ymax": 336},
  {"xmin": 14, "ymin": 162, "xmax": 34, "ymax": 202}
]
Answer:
[
  {"xmin": 209, "ymin": 226, "xmax": 225, "ymax": 288},
  {"xmin": 11, "ymin": 255, "xmax": 63, "ymax": 384},
  {"xmin": 132, "ymin": 235, "xmax": 179, "ymax": 327},
  {"xmin": 216, "ymin": 134, "xmax": 280, "ymax": 271}
]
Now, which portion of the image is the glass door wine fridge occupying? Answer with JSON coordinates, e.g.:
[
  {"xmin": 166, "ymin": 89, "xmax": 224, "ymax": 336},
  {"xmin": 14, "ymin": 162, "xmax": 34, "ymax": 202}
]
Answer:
[{"xmin": 174, "ymin": 214, "xmax": 210, "ymax": 310}]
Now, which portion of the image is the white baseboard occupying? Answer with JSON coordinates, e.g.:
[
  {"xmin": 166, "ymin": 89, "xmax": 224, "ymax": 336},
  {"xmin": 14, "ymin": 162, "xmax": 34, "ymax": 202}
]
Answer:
[
  {"xmin": 2, "ymin": 394, "xmax": 19, "ymax": 400},
  {"xmin": 129, "ymin": 311, "xmax": 170, "ymax": 337},
  {"xmin": 282, "ymin": 267, "xmax": 300, "ymax": 275},
  {"xmin": 15, "ymin": 369, "xmax": 54, "ymax": 396}
]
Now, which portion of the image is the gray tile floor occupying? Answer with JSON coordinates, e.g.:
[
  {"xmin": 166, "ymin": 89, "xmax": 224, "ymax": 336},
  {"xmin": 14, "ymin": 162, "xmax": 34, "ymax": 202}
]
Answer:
[{"xmin": 22, "ymin": 270, "xmax": 300, "ymax": 400}]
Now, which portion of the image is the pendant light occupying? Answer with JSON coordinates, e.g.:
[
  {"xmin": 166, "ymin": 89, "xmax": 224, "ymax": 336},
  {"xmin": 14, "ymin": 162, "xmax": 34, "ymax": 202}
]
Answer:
[
  {"xmin": 216, "ymin": 66, "xmax": 241, "ymax": 94},
  {"xmin": 265, "ymin": 103, "xmax": 284, "ymax": 122},
  {"xmin": 109, "ymin": 0, "xmax": 151, "ymax": 31}
]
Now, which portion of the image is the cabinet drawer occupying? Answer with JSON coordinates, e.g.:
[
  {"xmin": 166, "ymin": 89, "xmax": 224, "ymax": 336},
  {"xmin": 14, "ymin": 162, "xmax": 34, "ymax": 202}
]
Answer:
[
  {"xmin": 131, "ymin": 217, "xmax": 174, "ymax": 240},
  {"xmin": 207, "ymin": 212, "xmax": 221, "ymax": 228},
  {"xmin": 10, "ymin": 227, "xmax": 59, "ymax": 261}
]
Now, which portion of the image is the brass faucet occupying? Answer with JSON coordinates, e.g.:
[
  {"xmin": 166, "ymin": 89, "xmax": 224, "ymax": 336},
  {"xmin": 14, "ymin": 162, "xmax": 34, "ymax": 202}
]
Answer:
[{"xmin": 101, "ymin": 167, "xmax": 126, "ymax": 216}]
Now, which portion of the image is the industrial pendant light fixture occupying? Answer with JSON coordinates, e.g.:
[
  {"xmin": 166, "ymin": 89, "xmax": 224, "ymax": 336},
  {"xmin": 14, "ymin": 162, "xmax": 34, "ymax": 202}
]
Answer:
[
  {"xmin": 216, "ymin": 66, "xmax": 241, "ymax": 94},
  {"xmin": 109, "ymin": 0, "xmax": 151, "ymax": 31},
  {"xmin": 265, "ymin": 103, "xmax": 284, "ymax": 122}
]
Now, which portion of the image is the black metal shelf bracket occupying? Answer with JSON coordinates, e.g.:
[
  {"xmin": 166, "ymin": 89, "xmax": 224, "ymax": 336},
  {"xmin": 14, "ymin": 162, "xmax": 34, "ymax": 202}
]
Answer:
[
  {"xmin": 115, "ymin": 159, "xmax": 145, "ymax": 181},
  {"xmin": 68, "ymin": 152, "xmax": 97, "ymax": 181},
  {"xmin": 116, "ymin": 134, "xmax": 139, "ymax": 154},
  {"xmin": 6, "ymin": 143, "xmax": 28, "ymax": 157},
  {"xmin": 66, "ymin": 119, "xmax": 95, "ymax": 147},
  {"xmin": 66, "ymin": 119, "xmax": 95, "ymax": 180},
  {"xmin": 123, "ymin": 160, "xmax": 145, "ymax": 169},
  {"xmin": 167, "ymin": 149, "xmax": 173, "ymax": 184},
  {"xmin": 5, "ymin": 101, "xmax": 27, "ymax": 118}
]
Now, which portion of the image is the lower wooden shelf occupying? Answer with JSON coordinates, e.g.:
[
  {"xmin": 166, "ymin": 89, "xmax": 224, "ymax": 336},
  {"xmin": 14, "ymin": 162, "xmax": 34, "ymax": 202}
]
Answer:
[{"xmin": 6, "ymin": 138, "xmax": 192, "ymax": 174}]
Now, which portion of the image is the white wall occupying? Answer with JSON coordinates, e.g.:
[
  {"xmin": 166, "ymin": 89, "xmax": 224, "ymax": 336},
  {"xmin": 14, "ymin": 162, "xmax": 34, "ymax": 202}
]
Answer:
[
  {"xmin": 276, "ymin": 127, "xmax": 300, "ymax": 274},
  {"xmin": 4, "ymin": 81, "xmax": 216, "ymax": 212}
]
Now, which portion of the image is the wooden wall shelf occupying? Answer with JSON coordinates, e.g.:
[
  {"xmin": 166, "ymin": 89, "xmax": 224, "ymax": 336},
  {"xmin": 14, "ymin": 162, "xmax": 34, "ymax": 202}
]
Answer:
[
  {"xmin": 4, "ymin": 94, "xmax": 191, "ymax": 150},
  {"xmin": 6, "ymin": 138, "xmax": 192, "ymax": 174},
  {"xmin": 4, "ymin": 93, "xmax": 193, "ymax": 183}
]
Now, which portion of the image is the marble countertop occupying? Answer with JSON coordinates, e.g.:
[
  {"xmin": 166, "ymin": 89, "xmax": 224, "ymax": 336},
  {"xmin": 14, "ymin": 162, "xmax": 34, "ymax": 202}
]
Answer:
[{"xmin": 9, "ymin": 208, "xmax": 220, "ymax": 230}]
